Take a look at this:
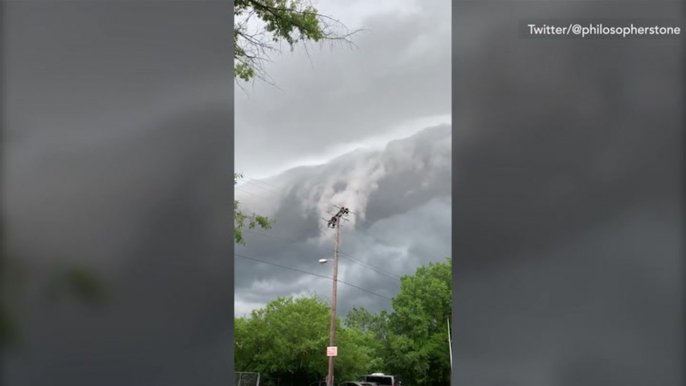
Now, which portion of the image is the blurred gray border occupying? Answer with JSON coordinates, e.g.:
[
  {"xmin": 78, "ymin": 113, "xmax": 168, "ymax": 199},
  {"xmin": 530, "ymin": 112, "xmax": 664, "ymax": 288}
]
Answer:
[
  {"xmin": 1, "ymin": 0, "xmax": 7, "ymax": 383},
  {"xmin": 452, "ymin": 1, "xmax": 683, "ymax": 385},
  {"xmin": 0, "ymin": 0, "xmax": 235, "ymax": 384}
]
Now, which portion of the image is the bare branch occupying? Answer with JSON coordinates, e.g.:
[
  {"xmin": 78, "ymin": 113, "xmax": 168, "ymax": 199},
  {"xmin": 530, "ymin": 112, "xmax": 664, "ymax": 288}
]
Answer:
[{"xmin": 234, "ymin": 0, "xmax": 362, "ymax": 85}]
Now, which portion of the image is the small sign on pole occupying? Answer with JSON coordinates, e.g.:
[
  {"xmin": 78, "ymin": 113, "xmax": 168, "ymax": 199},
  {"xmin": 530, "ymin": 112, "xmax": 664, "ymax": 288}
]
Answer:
[{"xmin": 327, "ymin": 346, "xmax": 338, "ymax": 357}]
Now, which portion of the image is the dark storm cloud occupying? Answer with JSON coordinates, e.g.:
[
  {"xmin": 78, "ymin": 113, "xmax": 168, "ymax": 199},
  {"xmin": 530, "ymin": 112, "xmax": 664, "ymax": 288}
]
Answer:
[
  {"xmin": 234, "ymin": 0, "xmax": 451, "ymax": 177},
  {"xmin": 4, "ymin": 1, "xmax": 234, "ymax": 385},
  {"xmin": 452, "ymin": 2, "xmax": 681, "ymax": 385},
  {"xmin": 235, "ymin": 126, "xmax": 451, "ymax": 317}
]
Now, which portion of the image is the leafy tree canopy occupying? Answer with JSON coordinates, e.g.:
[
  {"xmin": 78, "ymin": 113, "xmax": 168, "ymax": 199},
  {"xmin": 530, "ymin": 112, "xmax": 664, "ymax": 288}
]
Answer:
[
  {"xmin": 387, "ymin": 257, "xmax": 452, "ymax": 386},
  {"xmin": 235, "ymin": 296, "xmax": 374, "ymax": 385},
  {"xmin": 237, "ymin": 258, "xmax": 453, "ymax": 386},
  {"xmin": 234, "ymin": 0, "xmax": 357, "ymax": 83}
]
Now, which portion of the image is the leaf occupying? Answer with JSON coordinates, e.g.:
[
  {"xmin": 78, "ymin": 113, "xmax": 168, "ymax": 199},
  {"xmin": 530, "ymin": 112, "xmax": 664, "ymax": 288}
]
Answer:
[
  {"xmin": 233, "ymin": 0, "xmax": 358, "ymax": 83},
  {"xmin": 234, "ymin": 173, "xmax": 274, "ymax": 245}
]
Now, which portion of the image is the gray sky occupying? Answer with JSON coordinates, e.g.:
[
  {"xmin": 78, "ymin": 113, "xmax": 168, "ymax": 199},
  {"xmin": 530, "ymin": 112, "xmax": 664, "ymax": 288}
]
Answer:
[
  {"xmin": 235, "ymin": 0, "xmax": 451, "ymax": 179},
  {"xmin": 234, "ymin": 0, "xmax": 452, "ymax": 318}
]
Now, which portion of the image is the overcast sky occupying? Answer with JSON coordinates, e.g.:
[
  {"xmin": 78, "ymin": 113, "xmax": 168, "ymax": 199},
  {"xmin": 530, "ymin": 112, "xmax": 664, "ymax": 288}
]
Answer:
[
  {"xmin": 234, "ymin": 0, "xmax": 452, "ymax": 318},
  {"xmin": 235, "ymin": 0, "xmax": 451, "ymax": 179}
]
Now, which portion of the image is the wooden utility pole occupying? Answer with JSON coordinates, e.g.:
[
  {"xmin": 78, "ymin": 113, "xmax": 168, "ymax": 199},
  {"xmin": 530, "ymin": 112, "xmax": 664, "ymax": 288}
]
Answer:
[
  {"xmin": 324, "ymin": 206, "xmax": 349, "ymax": 386},
  {"xmin": 327, "ymin": 221, "xmax": 340, "ymax": 386}
]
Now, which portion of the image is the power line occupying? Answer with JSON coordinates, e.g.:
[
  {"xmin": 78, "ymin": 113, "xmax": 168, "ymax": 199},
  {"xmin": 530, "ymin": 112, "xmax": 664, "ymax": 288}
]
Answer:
[
  {"xmin": 235, "ymin": 253, "xmax": 392, "ymax": 301},
  {"xmin": 239, "ymin": 176, "xmax": 448, "ymax": 262},
  {"xmin": 236, "ymin": 252, "xmax": 329, "ymax": 279},
  {"xmin": 238, "ymin": 175, "xmax": 448, "ymax": 271},
  {"xmin": 242, "ymin": 229, "xmax": 401, "ymax": 280},
  {"xmin": 250, "ymin": 179, "xmax": 289, "ymax": 193},
  {"xmin": 253, "ymin": 179, "xmax": 287, "ymax": 191},
  {"xmin": 339, "ymin": 250, "xmax": 401, "ymax": 280},
  {"xmin": 235, "ymin": 186, "xmax": 269, "ymax": 199},
  {"xmin": 247, "ymin": 177, "xmax": 289, "ymax": 192},
  {"xmin": 236, "ymin": 175, "xmax": 289, "ymax": 196},
  {"xmin": 234, "ymin": 188, "xmax": 273, "ymax": 213},
  {"xmin": 378, "ymin": 239, "xmax": 447, "ymax": 262},
  {"xmin": 243, "ymin": 180, "xmax": 283, "ymax": 196},
  {"xmin": 241, "ymin": 229, "xmax": 399, "ymax": 279}
]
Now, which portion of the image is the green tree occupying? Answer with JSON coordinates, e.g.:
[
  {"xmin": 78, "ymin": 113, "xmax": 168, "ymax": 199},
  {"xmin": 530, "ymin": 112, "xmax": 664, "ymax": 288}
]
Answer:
[
  {"xmin": 387, "ymin": 257, "xmax": 452, "ymax": 386},
  {"xmin": 235, "ymin": 295, "xmax": 376, "ymax": 386},
  {"xmin": 345, "ymin": 307, "xmax": 391, "ymax": 371},
  {"xmin": 234, "ymin": 0, "xmax": 357, "ymax": 83},
  {"xmin": 346, "ymin": 307, "xmax": 391, "ymax": 338}
]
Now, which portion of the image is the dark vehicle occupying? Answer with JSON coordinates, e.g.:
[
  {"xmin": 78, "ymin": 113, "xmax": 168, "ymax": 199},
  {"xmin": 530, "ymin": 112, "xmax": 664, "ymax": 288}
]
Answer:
[
  {"xmin": 313, "ymin": 380, "xmax": 380, "ymax": 386},
  {"xmin": 358, "ymin": 373, "xmax": 396, "ymax": 386},
  {"xmin": 339, "ymin": 382, "xmax": 377, "ymax": 386}
]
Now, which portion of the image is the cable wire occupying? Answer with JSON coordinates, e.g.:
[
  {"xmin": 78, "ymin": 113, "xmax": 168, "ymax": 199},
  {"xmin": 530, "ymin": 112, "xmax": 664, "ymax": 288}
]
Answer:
[
  {"xmin": 235, "ymin": 253, "xmax": 392, "ymax": 301},
  {"xmin": 238, "ymin": 174, "xmax": 448, "ymax": 282},
  {"xmin": 242, "ymin": 229, "xmax": 401, "ymax": 280}
]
